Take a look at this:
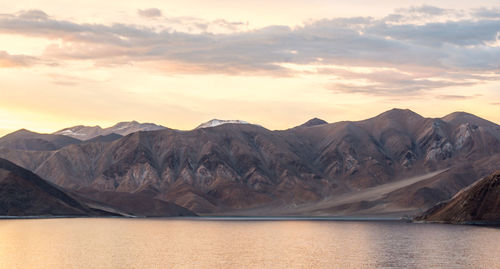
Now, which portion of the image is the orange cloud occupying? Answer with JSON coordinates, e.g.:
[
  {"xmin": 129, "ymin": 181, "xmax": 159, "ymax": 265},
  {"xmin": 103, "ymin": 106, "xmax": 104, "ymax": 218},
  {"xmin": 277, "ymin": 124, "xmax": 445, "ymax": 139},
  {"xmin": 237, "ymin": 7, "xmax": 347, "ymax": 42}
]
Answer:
[{"xmin": 0, "ymin": 51, "xmax": 38, "ymax": 67}]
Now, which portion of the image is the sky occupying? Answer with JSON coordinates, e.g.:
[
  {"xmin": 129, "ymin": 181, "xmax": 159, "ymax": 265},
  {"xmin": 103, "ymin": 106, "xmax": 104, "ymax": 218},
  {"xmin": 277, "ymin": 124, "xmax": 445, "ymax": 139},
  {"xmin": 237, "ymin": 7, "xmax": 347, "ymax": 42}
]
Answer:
[{"xmin": 0, "ymin": 0, "xmax": 500, "ymax": 136}]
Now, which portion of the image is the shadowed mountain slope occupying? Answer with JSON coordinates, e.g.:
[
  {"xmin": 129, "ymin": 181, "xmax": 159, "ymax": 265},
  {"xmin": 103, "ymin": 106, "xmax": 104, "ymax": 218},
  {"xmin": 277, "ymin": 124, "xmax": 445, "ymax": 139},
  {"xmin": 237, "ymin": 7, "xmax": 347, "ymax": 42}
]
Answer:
[
  {"xmin": 86, "ymin": 133, "xmax": 123, "ymax": 143},
  {"xmin": 0, "ymin": 158, "xmax": 99, "ymax": 216},
  {"xmin": 0, "ymin": 158, "xmax": 196, "ymax": 217},
  {"xmin": 416, "ymin": 171, "xmax": 500, "ymax": 224}
]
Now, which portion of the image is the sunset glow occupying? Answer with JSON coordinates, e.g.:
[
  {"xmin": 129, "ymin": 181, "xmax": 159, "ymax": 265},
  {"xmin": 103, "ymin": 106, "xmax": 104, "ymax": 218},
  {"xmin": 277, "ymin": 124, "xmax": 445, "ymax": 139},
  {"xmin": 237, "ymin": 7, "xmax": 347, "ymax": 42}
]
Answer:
[{"xmin": 1, "ymin": 0, "xmax": 499, "ymax": 136}]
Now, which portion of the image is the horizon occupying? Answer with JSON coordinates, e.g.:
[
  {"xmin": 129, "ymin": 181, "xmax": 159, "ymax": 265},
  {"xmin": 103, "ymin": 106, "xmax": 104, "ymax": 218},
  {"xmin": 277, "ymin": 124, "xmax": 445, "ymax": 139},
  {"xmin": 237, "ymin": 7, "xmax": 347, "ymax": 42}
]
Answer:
[
  {"xmin": 1, "ymin": 107, "xmax": 497, "ymax": 137},
  {"xmin": 1, "ymin": 1, "xmax": 500, "ymax": 137}
]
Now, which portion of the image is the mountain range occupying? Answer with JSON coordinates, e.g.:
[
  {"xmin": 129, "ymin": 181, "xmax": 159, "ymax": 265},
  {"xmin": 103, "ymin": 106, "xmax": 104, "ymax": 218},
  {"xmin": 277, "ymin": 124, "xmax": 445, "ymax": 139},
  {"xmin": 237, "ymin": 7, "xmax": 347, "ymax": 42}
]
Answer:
[{"xmin": 1, "ymin": 108, "xmax": 499, "ymax": 217}]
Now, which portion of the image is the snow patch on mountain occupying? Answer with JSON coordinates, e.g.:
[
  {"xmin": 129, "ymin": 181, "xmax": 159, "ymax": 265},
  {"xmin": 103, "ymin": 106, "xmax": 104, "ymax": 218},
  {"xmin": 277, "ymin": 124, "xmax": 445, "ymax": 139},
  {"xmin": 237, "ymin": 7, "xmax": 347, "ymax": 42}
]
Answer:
[
  {"xmin": 54, "ymin": 121, "xmax": 166, "ymax": 140},
  {"xmin": 196, "ymin": 119, "xmax": 249, "ymax": 129},
  {"xmin": 58, "ymin": 129, "xmax": 87, "ymax": 137}
]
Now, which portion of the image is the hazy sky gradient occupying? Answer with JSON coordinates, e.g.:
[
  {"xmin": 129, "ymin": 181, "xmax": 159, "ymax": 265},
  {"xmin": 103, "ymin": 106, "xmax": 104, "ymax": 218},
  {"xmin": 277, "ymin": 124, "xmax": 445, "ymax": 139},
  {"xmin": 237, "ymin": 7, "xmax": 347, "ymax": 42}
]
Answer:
[{"xmin": 1, "ymin": 1, "xmax": 499, "ymax": 135}]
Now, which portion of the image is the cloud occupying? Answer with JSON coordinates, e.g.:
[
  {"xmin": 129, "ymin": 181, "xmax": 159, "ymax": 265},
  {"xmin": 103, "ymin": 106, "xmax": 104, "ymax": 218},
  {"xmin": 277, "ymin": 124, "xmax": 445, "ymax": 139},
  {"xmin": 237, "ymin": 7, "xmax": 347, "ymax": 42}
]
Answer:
[
  {"xmin": 18, "ymin": 9, "xmax": 49, "ymax": 20},
  {"xmin": 368, "ymin": 20, "xmax": 500, "ymax": 47},
  {"xmin": 47, "ymin": 73, "xmax": 103, "ymax": 86},
  {"xmin": 137, "ymin": 8, "xmax": 162, "ymax": 18},
  {"xmin": 473, "ymin": 8, "xmax": 500, "ymax": 19},
  {"xmin": 436, "ymin": 94, "xmax": 477, "ymax": 100},
  {"xmin": 0, "ymin": 50, "xmax": 38, "ymax": 67},
  {"xmin": 0, "ymin": 7, "xmax": 499, "ymax": 95},
  {"xmin": 159, "ymin": 16, "xmax": 248, "ymax": 34},
  {"xmin": 395, "ymin": 5, "xmax": 447, "ymax": 16},
  {"xmin": 330, "ymin": 80, "xmax": 475, "ymax": 96}
]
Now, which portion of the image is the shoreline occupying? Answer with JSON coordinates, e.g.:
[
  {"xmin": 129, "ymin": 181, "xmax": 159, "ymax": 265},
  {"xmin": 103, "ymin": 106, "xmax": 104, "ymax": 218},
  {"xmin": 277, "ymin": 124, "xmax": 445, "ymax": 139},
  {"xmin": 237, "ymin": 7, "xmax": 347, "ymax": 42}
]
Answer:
[
  {"xmin": 2, "ymin": 216, "xmax": 498, "ymax": 226},
  {"xmin": 0, "ymin": 215, "xmax": 404, "ymax": 221}
]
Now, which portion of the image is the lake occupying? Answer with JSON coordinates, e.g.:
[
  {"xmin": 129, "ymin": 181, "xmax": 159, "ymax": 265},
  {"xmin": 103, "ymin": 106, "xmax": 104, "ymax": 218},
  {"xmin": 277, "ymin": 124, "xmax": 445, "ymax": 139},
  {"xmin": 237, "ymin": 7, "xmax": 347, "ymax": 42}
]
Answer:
[{"xmin": 0, "ymin": 218, "xmax": 499, "ymax": 268}]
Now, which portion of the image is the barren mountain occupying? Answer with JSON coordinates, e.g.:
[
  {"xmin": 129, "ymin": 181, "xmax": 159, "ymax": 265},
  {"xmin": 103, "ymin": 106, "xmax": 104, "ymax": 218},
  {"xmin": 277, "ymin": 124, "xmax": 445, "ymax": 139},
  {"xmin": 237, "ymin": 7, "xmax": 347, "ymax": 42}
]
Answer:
[
  {"xmin": 416, "ymin": 170, "xmax": 500, "ymax": 224},
  {"xmin": 54, "ymin": 121, "xmax": 166, "ymax": 140},
  {"xmin": 0, "ymin": 129, "xmax": 81, "ymax": 151},
  {"xmin": 2, "ymin": 109, "xmax": 499, "ymax": 216}
]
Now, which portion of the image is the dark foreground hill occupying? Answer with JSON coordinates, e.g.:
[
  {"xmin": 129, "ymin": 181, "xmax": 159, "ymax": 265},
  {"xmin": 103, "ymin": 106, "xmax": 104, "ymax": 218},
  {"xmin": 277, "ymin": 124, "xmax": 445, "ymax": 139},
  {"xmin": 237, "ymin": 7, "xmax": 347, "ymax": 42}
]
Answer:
[
  {"xmin": 0, "ymin": 158, "xmax": 102, "ymax": 217},
  {"xmin": 0, "ymin": 158, "xmax": 196, "ymax": 217},
  {"xmin": 416, "ymin": 171, "xmax": 500, "ymax": 224}
]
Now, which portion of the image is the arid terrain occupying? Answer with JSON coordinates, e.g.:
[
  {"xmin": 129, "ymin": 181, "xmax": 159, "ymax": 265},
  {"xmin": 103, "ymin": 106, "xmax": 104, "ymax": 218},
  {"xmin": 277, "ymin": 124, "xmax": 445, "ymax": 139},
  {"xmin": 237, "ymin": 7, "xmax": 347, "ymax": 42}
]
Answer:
[{"xmin": 1, "ymin": 109, "xmax": 499, "ymax": 217}]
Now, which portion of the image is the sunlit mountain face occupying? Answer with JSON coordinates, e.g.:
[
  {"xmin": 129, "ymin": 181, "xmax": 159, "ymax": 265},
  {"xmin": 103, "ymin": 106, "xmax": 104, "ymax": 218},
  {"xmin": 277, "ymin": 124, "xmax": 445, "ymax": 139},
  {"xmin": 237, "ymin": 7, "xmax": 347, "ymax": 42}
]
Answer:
[{"xmin": 0, "ymin": 1, "xmax": 499, "ymax": 137}]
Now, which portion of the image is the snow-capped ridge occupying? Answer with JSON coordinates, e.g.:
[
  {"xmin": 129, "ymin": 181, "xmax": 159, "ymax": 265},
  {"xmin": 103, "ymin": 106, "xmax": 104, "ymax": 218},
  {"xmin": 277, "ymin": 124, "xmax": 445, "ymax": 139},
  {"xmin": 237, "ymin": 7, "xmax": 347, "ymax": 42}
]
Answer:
[
  {"xmin": 53, "ymin": 121, "xmax": 166, "ymax": 140},
  {"xmin": 196, "ymin": 119, "xmax": 249, "ymax": 129}
]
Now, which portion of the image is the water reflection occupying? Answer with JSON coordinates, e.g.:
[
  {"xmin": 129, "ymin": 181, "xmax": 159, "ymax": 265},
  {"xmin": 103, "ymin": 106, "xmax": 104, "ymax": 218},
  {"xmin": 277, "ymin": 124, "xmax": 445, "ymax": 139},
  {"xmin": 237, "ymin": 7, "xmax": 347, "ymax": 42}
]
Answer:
[{"xmin": 0, "ymin": 219, "xmax": 499, "ymax": 268}]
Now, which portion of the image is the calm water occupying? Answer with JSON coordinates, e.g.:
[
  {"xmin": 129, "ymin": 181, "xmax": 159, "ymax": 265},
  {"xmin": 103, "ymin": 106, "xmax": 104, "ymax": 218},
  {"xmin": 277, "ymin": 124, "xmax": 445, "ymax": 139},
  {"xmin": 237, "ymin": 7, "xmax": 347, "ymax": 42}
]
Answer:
[{"xmin": 0, "ymin": 218, "xmax": 499, "ymax": 268}]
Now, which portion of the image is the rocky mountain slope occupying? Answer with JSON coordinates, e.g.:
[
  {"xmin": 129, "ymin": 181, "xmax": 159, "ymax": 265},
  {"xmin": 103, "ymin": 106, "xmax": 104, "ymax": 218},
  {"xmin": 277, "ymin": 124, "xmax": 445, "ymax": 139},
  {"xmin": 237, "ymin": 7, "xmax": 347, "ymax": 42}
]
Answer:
[
  {"xmin": 86, "ymin": 133, "xmax": 123, "ymax": 143},
  {"xmin": 1, "ymin": 109, "xmax": 499, "ymax": 216},
  {"xmin": 415, "ymin": 171, "xmax": 500, "ymax": 224}
]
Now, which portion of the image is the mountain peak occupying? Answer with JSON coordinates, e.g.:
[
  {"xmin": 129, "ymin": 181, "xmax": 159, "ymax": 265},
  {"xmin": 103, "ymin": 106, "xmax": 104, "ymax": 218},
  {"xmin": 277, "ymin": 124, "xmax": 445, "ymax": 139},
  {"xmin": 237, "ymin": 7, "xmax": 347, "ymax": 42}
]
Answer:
[
  {"xmin": 2, "ymin": 128, "xmax": 40, "ymax": 139},
  {"xmin": 112, "ymin": 121, "xmax": 140, "ymax": 128},
  {"xmin": 442, "ymin": 111, "xmax": 477, "ymax": 122},
  {"xmin": 299, "ymin": 118, "xmax": 328, "ymax": 127},
  {"xmin": 196, "ymin": 119, "xmax": 249, "ymax": 129},
  {"xmin": 385, "ymin": 108, "xmax": 419, "ymax": 115},
  {"xmin": 12, "ymin": 128, "xmax": 36, "ymax": 135},
  {"xmin": 54, "ymin": 125, "xmax": 103, "ymax": 140},
  {"xmin": 442, "ymin": 111, "xmax": 497, "ymax": 127},
  {"xmin": 373, "ymin": 108, "xmax": 423, "ymax": 121}
]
